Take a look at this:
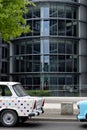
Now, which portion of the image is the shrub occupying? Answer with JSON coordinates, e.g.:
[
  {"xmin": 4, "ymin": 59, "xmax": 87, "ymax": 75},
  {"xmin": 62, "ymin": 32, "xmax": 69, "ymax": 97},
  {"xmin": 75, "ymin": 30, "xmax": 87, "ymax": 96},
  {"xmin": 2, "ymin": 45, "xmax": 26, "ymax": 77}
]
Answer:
[{"xmin": 26, "ymin": 90, "xmax": 50, "ymax": 96}]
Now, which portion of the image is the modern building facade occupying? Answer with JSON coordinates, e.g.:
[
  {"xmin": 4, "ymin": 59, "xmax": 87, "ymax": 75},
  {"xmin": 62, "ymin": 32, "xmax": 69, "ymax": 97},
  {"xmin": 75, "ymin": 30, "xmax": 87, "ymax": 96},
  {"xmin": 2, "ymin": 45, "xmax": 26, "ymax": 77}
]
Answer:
[
  {"xmin": 1, "ymin": 0, "xmax": 86, "ymax": 96},
  {"xmin": 0, "ymin": 39, "xmax": 9, "ymax": 81}
]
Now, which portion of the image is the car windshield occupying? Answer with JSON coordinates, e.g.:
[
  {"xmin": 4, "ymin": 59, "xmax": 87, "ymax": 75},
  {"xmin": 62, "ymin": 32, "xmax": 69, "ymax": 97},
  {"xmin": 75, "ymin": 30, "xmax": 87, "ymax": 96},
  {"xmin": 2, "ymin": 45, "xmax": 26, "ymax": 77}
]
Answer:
[{"xmin": 12, "ymin": 84, "xmax": 28, "ymax": 97}]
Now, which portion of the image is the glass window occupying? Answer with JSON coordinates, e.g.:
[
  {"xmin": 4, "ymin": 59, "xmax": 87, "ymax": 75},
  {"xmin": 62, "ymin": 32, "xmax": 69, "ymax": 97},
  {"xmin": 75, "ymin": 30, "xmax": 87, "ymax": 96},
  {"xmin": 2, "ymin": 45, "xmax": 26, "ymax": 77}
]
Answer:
[
  {"xmin": 20, "ymin": 56, "xmax": 26, "ymax": 72},
  {"xmin": 26, "ymin": 56, "xmax": 32, "ymax": 72},
  {"xmin": 59, "ymin": 62, "xmax": 65, "ymax": 72},
  {"xmin": 26, "ymin": 7, "xmax": 32, "ymax": 18},
  {"xmin": 14, "ymin": 56, "xmax": 20, "ymax": 72},
  {"xmin": 41, "ymin": 7, "xmax": 49, "ymax": 18},
  {"xmin": 33, "ymin": 62, "xmax": 40, "ymax": 72},
  {"xmin": 74, "ymin": 59, "xmax": 78, "ymax": 72},
  {"xmin": 58, "ymin": 20, "xmax": 65, "ymax": 35},
  {"xmin": 58, "ymin": 5, "xmax": 65, "ymax": 18},
  {"xmin": 50, "ymin": 41, "xmax": 58, "ymax": 53},
  {"xmin": 74, "ymin": 42, "xmax": 78, "ymax": 54},
  {"xmin": 41, "ymin": 20, "xmax": 49, "ymax": 36},
  {"xmin": 33, "ymin": 77, "xmax": 40, "ymax": 90},
  {"xmin": 73, "ymin": 7, "xmax": 77, "ymax": 19},
  {"xmin": 58, "ymin": 41, "xmax": 65, "ymax": 54},
  {"xmin": 33, "ymin": 20, "xmax": 40, "ymax": 36},
  {"xmin": 66, "ymin": 61, "xmax": 73, "ymax": 72},
  {"xmin": 33, "ymin": 7, "xmax": 40, "ymax": 18},
  {"xmin": 33, "ymin": 42, "xmax": 40, "ymax": 54},
  {"xmin": 50, "ymin": 55, "xmax": 57, "ymax": 72},
  {"xmin": 66, "ymin": 20, "xmax": 72, "ymax": 36},
  {"xmin": 2, "ymin": 47, "xmax": 8, "ymax": 58},
  {"xmin": 43, "ymin": 40, "xmax": 49, "ymax": 54},
  {"xmin": 66, "ymin": 76, "xmax": 73, "ymax": 85},
  {"xmin": 20, "ymin": 44, "xmax": 25, "ymax": 54},
  {"xmin": 50, "ymin": 4, "xmax": 57, "ymax": 17},
  {"xmin": 0, "ymin": 85, "xmax": 12, "ymax": 96},
  {"xmin": 66, "ymin": 42, "xmax": 73, "ymax": 54},
  {"xmin": 66, "ymin": 6, "xmax": 72, "ymax": 18},
  {"xmin": 26, "ymin": 20, "xmax": 32, "ymax": 36},
  {"xmin": 72, "ymin": 20, "xmax": 78, "ymax": 36},
  {"xmin": 26, "ymin": 76, "xmax": 32, "ymax": 90},
  {"xmin": 13, "ymin": 84, "xmax": 28, "ymax": 97},
  {"xmin": 59, "ymin": 77, "xmax": 65, "ymax": 85},
  {"xmin": 58, "ymin": 55, "xmax": 65, "ymax": 60},
  {"xmin": 26, "ymin": 41, "xmax": 32, "ymax": 54},
  {"xmin": 50, "ymin": 19, "xmax": 57, "ymax": 35},
  {"xmin": 1, "ymin": 62, "xmax": 8, "ymax": 73},
  {"xmin": 14, "ymin": 44, "xmax": 19, "ymax": 55}
]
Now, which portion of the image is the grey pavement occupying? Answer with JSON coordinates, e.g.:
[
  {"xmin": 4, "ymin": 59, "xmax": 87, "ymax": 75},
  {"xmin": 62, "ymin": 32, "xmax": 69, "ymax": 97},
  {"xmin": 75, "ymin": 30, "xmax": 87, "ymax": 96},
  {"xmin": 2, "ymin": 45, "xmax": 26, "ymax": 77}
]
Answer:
[{"xmin": 33, "ymin": 97, "xmax": 87, "ymax": 121}]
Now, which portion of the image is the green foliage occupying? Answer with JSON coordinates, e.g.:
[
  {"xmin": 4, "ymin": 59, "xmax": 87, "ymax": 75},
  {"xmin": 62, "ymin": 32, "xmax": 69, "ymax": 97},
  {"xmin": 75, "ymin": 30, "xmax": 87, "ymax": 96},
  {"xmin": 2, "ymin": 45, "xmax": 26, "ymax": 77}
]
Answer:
[
  {"xmin": 26, "ymin": 90, "xmax": 50, "ymax": 97},
  {"xmin": 0, "ymin": 0, "xmax": 34, "ymax": 42}
]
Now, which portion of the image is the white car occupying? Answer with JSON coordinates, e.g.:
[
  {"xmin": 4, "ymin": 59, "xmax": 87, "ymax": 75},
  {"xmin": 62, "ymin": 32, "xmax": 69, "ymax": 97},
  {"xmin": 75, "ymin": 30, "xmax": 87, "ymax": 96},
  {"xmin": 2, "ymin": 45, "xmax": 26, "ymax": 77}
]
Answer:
[{"xmin": 0, "ymin": 82, "xmax": 45, "ymax": 127}]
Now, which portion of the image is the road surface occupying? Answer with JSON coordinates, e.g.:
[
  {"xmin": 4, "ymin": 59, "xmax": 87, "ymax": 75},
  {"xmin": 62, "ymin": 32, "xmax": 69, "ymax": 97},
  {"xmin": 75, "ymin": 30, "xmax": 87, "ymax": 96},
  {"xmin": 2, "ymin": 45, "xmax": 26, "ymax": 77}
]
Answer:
[{"xmin": 0, "ymin": 120, "xmax": 87, "ymax": 130}]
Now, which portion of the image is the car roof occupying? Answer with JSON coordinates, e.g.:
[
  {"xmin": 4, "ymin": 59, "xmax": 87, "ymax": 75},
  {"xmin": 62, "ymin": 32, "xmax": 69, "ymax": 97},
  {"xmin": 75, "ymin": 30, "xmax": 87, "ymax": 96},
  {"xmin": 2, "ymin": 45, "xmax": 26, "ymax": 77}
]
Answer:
[{"xmin": 0, "ymin": 82, "xmax": 20, "ymax": 86}]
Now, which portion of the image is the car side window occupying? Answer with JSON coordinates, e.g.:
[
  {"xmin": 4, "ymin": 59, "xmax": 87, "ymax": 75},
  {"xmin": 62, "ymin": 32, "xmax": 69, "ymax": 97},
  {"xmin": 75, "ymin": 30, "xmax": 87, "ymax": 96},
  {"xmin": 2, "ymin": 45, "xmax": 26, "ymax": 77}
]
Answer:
[{"xmin": 0, "ymin": 85, "xmax": 12, "ymax": 96}]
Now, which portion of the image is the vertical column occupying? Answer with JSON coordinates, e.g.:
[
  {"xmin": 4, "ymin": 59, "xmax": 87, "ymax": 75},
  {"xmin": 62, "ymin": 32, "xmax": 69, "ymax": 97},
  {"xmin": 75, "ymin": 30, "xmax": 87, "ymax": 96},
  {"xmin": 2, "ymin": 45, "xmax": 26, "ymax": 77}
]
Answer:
[
  {"xmin": 40, "ymin": 6, "xmax": 50, "ymax": 90},
  {"xmin": 9, "ymin": 43, "xmax": 13, "ymax": 81}
]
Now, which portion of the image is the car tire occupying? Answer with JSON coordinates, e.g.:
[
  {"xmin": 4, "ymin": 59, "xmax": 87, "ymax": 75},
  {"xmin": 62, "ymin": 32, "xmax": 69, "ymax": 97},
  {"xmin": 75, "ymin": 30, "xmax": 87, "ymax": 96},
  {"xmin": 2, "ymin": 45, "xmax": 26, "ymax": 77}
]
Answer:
[{"xmin": 0, "ymin": 110, "xmax": 18, "ymax": 127}]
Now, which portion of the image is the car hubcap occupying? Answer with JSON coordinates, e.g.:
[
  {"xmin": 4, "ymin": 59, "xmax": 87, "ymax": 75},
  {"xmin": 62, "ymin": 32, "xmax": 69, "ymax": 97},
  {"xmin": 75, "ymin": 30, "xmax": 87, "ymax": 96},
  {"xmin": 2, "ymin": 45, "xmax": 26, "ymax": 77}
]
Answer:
[{"xmin": 3, "ymin": 113, "xmax": 14, "ymax": 125}]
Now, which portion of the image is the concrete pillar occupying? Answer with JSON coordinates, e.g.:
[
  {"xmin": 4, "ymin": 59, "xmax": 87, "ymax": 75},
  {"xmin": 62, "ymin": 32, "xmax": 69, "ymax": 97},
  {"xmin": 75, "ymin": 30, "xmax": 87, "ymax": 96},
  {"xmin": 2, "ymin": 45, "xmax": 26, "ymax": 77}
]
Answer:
[{"xmin": 61, "ymin": 102, "xmax": 73, "ymax": 115}]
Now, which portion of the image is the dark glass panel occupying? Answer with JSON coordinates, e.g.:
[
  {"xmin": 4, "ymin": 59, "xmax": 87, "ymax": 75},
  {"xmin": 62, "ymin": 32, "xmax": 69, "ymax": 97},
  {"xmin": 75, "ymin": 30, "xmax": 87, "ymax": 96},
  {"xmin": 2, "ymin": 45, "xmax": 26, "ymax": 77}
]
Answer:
[
  {"xmin": 66, "ymin": 76, "xmax": 73, "ymax": 85},
  {"xmin": 50, "ymin": 41, "xmax": 58, "ymax": 53},
  {"xmin": 59, "ymin": 62, "xmax": 65, "ymax": 72},
  {"xmin": 66, "ymin": 20, "xmax": 72, "ymax": 36},
  {"xmin": 59, "ymin": 77, "xmax": 65, "ymax": 85},
  {"xmin": 20, "ymin": 56, "xmax": 26, "ymax": 72},
  {"xmin": 33, "ymin": 7, "xmax": 40, "ymax": 18},
  {"xmin": 14, "ymin": 43, "xmax": 19, "ymax": 55},
  {"xmin": 72, "ymin": 20, "xmax": 78, "ymax": 36},
  {"xmin": 26, "ymin": 56, "xmax": 32, "ymax": 72},
  {"xmin": 33, "ymin": 62, "xmax": 40, "ymax": 72},
  {"xmin": 66, "ymin": 61, "xmax": 72, "ymax": 72},
  {"xmin": 26, "ymin": 41, "xmax": 32, "ymax": 54},
  {"xmin": 58, "ymin": 20, "xmax": 65, "ymax": 35},
  {"xmin": 15, "ymin": 56, "xmax": 20, "ymax": 72},
  {"xmin": 66, "ymin": 6, "xmax": 72, "ymax": 18},
  {"xmin": 58, "ymin": 5, "xmax": 65, "ymax": 18},
  {"xmin": 58, "ymin": 55, "xmax": 65, "ymax": 60},
  {"xmin": 50, "ymin": 4, "xmax": 57, "ymax": 17},
  {"xmin": 58, "ymin": 41, "xmax": 65, "ymax": 54},
  {"xmin": 66, "ymin": 42, "xmax": 73, "ymax": 54},
  {"xmin": 50, "ymin": 19, "xmax": 57, "ymax": 35},
  {"xmin": 33, "ymin": 77, "xmax": 40, "ymax": 90},
  {"xmin": 26, "ymin": 7, "xmax": 32, "ymax": 18},
  {"xmin": 33, "ymin": 42, "xmax": 40, "ymax": 54},
  {"xmin": 50, "ymin": 55, "xmax": 57, "ymax": 72},
  {"xmin": 33, "ymin": 20, "xmax": 40, "ymax": 35}
]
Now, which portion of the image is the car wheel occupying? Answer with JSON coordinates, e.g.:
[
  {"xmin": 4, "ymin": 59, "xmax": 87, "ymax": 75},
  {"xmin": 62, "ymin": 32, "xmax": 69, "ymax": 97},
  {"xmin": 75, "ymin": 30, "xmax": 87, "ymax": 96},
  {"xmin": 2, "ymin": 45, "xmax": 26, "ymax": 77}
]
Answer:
[{"xmin": 0, "ymin": 110, "xmax": 18, "ymax": 127}]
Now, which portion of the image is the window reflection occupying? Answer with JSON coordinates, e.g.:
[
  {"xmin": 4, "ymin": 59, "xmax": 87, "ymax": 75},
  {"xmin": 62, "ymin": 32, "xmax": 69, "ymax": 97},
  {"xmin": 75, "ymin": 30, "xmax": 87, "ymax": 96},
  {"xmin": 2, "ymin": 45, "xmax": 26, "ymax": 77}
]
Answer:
[
  {"xmin": 41, "ymin": 7, "xmax": 49, "ymax": 18},
  {"xmin": 66, "ymin": 20, "xmax": 72, "ymax": 36},
  {"xmin": 41, "ymin": 20, "xmax": 49, "ymax": 36}
]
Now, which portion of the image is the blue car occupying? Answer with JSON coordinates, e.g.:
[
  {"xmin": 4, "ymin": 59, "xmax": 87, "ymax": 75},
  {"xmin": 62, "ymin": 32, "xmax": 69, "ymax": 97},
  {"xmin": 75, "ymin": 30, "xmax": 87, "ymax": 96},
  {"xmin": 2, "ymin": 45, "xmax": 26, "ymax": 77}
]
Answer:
[{"xmin": 77, "ymin": 100, "xmax": 87, "ymax": 121}]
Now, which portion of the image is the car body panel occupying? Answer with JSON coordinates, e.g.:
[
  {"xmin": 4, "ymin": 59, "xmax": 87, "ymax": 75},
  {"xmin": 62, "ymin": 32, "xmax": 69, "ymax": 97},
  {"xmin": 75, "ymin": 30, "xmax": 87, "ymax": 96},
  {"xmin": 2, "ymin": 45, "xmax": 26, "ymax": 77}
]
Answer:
[{"xmin": 0, "ymin": 82, "xmax": 45, "ymax": 118}]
